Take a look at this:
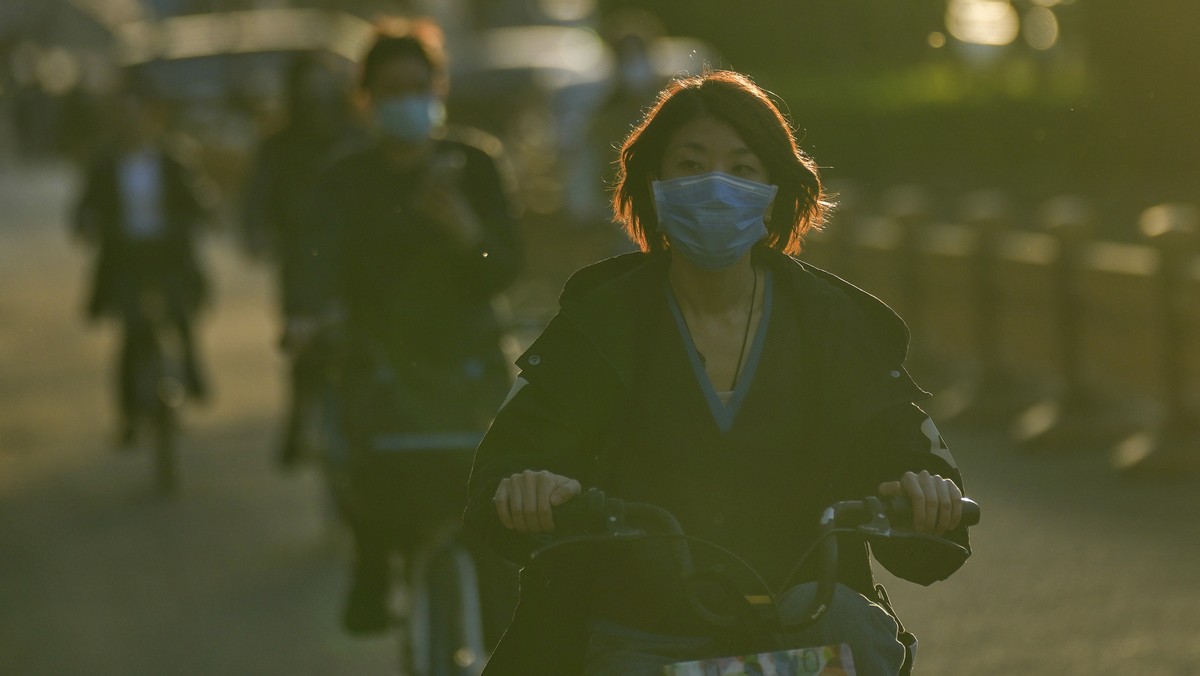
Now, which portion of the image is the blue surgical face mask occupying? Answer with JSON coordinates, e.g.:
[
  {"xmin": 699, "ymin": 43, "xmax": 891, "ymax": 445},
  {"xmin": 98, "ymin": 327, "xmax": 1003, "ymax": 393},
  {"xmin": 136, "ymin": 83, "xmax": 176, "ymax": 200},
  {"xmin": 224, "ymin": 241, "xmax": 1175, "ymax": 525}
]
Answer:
[
  {"xmin": 374, "ymin": 94, "xmax": 445, "ymax": 143},
  {"xmin": 652, "ymin": 172, "xmax": 778, "ymax": 270}
]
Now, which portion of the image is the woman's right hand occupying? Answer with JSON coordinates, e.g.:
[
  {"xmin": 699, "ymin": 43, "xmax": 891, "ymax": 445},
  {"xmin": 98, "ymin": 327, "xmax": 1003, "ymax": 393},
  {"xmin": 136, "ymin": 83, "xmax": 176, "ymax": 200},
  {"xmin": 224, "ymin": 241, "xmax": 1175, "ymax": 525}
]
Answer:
[{"xmin": 493, "ymin": 470, "xmax": 581, "ymax": 535}]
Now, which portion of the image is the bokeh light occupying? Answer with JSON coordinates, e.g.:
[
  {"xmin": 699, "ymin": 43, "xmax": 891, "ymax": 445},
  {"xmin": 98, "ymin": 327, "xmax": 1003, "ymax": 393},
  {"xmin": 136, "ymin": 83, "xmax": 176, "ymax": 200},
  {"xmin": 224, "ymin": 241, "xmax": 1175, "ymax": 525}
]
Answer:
[
  {"xmin": 537, "ymin": 0, "xmax": 597, "ymax": 23},
  {"xmin": 36, "ymin": 47, "xmax": 81, "ymax": 96},
  {"xmin": 1023, "ymin": 7, "xmax": 1061, "ymax": 51},
  {"xmin": 946, "ymin": 0, "xmax": 1021, "ymax": 46}
]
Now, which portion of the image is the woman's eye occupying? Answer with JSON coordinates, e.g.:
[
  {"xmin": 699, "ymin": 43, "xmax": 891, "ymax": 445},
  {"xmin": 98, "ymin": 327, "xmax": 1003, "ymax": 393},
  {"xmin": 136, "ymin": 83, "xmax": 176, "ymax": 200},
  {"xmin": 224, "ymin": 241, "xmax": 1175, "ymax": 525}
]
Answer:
[
  {"xmin": 679, "ymin": 159, "xmax": 703, "ymax": 171},
  {"xmin": 733, "ymin": 165, "xmax": 760, "ymax": 177}
]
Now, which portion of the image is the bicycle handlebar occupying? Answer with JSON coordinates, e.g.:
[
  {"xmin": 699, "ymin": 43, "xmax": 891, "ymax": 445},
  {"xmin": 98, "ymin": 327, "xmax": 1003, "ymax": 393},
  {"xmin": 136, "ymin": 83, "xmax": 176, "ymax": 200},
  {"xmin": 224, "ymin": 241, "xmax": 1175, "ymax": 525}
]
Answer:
[
  {"xmin": 828, "ymin": 495, "xmax": 980, "ymax": 530},
  {"xmin": 548, "ymin": 490, "xmax": 979, "ymax": 539},
  {"xmin": 537, "ymin": 489, "xmax": 981, "ymax": 631}
]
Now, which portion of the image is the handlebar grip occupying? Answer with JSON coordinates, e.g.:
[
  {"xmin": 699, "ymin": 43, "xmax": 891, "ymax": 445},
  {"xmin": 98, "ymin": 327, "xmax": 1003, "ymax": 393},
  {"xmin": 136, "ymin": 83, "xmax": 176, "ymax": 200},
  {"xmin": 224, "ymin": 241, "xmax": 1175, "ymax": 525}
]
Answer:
[
  {"xmin": 885, "ymin": 495, "xmax": 980, "ymax": 529},
  {"xmin": 549, "ymin": 487, "xmax": 610, "ymax": 536}
]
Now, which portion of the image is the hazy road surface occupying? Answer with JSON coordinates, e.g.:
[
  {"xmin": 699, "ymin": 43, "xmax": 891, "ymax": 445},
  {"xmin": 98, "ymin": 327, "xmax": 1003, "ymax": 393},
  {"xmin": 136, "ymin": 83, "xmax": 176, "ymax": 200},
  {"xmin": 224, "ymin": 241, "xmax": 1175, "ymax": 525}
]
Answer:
[
  {"xmin": 2, "ymin": 161, "xmax": 1198, "ymax": 675},
  {"xmin": 1, "ymin": 161, "xmax": 394, "ymax": 675}
]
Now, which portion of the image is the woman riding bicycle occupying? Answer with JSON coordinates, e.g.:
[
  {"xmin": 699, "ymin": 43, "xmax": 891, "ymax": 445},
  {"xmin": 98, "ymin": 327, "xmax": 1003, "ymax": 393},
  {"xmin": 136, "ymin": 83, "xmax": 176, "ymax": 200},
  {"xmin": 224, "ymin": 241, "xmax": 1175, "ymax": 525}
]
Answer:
[{"xmin": 466, "ymin": 70, "xmax": 971, "ymax": 675}]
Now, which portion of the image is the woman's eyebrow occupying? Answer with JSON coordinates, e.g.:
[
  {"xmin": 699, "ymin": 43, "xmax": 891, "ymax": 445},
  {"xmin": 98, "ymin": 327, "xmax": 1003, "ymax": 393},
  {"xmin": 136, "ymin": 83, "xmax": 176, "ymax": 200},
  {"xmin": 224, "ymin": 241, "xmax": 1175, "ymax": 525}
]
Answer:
[{"xmin": 667, "ymin": 141, "xmax": 708, "ymax": 153}]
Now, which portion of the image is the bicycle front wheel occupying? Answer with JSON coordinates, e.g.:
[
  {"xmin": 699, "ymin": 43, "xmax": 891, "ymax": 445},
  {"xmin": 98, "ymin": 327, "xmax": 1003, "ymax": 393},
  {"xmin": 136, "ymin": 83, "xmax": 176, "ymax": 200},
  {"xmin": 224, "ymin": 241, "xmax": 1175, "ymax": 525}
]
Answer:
[
  {"xmin": 407, "ymin": 538, "xmax": 487, "ymax": 676},
  {"xmin": 152, "ymin": 394, "xmax": 178, "ymax": 494}
]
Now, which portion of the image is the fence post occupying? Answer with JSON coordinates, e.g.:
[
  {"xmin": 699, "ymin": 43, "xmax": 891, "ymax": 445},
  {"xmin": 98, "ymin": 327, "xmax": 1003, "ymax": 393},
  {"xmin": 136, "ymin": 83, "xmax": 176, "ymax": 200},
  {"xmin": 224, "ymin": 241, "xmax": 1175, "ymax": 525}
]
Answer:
[
  {"xmin": 948, "ymin": 189, "xmax": 1037, "ymax": 426},
  {"xmin": 881, "ymin": 184, "xmax": 956, "ymax": 388},
  {"xmin": 881, "ymin": 185, "xmax": 932, "ymax": 325},
  {"xmin": 1015, "ymin": 196, "xmax": 1135, "ymax": 451},
  {"xmin": 1114, "ymin": 203, "xmax": 1200, "ymax": 476},
  {"xmin": 1046, "ymin": 196, "xmax": 1092, "ymax": 406}
]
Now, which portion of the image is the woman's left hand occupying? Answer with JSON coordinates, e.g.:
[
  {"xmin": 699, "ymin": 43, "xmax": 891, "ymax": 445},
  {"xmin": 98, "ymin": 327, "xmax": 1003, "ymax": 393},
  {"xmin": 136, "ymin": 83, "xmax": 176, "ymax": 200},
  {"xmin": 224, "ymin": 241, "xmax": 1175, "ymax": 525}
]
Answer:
[{"xmin": 878, "ymin": 470, "xmax": 962, "ymax": 536}]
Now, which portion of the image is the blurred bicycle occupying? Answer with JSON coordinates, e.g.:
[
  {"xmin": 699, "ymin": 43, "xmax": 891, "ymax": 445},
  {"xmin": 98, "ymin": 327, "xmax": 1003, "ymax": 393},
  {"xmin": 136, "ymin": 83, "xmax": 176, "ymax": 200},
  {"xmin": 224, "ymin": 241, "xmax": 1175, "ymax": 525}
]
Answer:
[
  {"xmin": 117, "ymin": 286, "xmax": 191, "ymax": 493},
  {"xmin": 322, "ymin": 328, "xmax": 517, "ymax": 674}
]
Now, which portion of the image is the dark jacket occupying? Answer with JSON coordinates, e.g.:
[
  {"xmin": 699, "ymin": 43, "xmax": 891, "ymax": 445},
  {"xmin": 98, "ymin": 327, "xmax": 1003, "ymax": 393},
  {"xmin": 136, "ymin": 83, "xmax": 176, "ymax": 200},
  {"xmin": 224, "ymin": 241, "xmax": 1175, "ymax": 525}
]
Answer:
[
  {"xmin": 464, "ymin": 246, "xmax": 970, "ymax": 675},
  {"xmin": 320, "ymin": 128, "xmax": 523, "ymax": 440},
  {"xmin": 240, "ymin": 125, "xmax": 366, "ymax": 318},
  {"xmin": 74, "ymin": 145, "xmax": 209, "ymax": 320}
]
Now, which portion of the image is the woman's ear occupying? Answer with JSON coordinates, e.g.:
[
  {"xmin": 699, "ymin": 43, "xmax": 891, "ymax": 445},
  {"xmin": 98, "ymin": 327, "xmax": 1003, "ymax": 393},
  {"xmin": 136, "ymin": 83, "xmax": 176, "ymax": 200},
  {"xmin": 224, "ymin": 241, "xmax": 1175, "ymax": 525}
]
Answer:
[{"xmin": 433, "ymin": 75, "xmax": 451, "ymax": 101}]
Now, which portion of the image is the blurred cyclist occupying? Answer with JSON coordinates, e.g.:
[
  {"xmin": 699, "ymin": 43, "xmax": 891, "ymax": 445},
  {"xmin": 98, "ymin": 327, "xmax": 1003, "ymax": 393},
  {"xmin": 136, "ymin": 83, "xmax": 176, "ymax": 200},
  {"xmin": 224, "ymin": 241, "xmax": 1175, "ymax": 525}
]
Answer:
[
  {"xmin": 316, "ymin": 18, "xmax": 523, "ymax": 635},
  {"xmin": 241, "ymin": 52, "xmax": 363, "ymax": 469},
  {"xmin": 74, "ymin": 72, "xmax": 211, "ymax": 445},
  {"xmin": 571, "ymin": 9, "xmax": 668, "ymax": 238}
]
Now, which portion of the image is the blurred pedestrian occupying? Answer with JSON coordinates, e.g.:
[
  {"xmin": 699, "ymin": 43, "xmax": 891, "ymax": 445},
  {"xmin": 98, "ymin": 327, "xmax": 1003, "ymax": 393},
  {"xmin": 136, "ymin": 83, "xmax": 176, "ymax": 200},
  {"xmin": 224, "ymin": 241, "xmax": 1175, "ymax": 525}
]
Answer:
[
  {"xmin": 240, "ymin": 51, "xmax": 363, "ymax": 470},
  {"xmin": 570, "ymin": 10, "xmax": 668, "ymax": 248},
  {"xmin": 317, "ymin": 18, "xmax": 523, "ymax": 636},
  {"xmin": 74, "ymin": 72, "xmax": 212, "ymax": 445}
]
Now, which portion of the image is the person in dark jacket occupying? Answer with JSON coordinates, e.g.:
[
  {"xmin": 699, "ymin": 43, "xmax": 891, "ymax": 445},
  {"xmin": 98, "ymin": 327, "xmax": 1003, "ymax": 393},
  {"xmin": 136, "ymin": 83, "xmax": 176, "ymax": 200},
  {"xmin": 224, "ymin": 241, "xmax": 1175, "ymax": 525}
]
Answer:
[
  {"xmin": 240, "ymin": 51, "xmax": 363, "ymax": 469},
  {"xmin": 75, "ymin": 78, "xmax": 211, "ymax": 445},
  {"xmin": 318, "ymin": 20, "xmax": 523, "ymax": 636},
  {"xmin": 465, "ymin": 70, "xmax": 972, "ymax": 675}
]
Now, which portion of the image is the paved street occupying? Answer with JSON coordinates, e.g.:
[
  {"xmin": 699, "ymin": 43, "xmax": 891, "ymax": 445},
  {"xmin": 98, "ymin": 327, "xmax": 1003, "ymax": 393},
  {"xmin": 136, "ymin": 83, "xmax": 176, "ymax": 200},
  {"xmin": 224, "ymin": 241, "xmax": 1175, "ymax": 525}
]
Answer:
[
  {"xmin": 0, "ymin": 161, "xmax": 394, "ymax": 675},
  {"xmin": 2, "ymin": 161, "xmax": 1197, "ymax": 675}
]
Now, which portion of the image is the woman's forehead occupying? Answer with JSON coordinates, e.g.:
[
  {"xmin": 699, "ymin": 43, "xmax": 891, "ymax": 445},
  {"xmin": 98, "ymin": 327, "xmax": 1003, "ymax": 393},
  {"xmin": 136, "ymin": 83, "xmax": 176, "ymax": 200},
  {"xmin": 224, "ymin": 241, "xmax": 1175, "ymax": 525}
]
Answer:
[
  {"xmin": 664, "ymin": 117, "xmax": 755, "ymax": 155},
  {"xmin": 372, "ymin": 56, "xmax": 432, "ymax": 92}
]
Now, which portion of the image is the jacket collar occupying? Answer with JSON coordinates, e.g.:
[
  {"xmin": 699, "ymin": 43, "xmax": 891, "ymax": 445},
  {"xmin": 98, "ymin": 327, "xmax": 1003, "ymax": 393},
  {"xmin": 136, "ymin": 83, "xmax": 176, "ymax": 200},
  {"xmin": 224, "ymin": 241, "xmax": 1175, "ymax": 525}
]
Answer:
[{"xmin": 542, "ymin": 246, "xmax": 912, "ymax": 389}]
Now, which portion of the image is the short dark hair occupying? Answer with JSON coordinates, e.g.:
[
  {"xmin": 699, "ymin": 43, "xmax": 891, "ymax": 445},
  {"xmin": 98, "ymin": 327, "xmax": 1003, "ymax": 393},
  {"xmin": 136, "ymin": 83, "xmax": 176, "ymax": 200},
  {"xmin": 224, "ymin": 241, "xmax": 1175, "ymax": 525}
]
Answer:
[
  {"xmin": 611, "ymin": 70, "xmax": 831, "ymax": 255},
  {"xmin": 359, "ymin": 17, "xmax": 447, "ymax": 93}
]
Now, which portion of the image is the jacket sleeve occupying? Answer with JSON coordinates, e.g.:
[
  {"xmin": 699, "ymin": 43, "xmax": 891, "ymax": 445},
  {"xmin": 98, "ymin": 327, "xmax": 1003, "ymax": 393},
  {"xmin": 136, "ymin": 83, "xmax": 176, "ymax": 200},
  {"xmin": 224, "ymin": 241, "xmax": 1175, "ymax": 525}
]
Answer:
[
  {"xmin": 831, "ymin": 295, "xmax": 972, "ymax": 586},
  {"xmin": 164, "ymin": 148, "xmax": 214, "ymax": 232},
  {"xmin": 852, "ymin": 401, "xmax": 971, "ymax": 585},
  {"xmin": 457, "ymin": 143, "xmax": 523, "ymax": 299},
  {"xmin": 464, "ymin": 314, "xmax": 620, "ymax": 564}
]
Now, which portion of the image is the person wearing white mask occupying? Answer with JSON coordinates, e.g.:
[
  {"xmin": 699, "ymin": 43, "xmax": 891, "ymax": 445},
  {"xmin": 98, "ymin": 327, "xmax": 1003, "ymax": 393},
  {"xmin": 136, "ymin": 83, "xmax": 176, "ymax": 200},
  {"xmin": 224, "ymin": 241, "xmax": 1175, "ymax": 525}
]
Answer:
[
  {"xmin": 314, "ymin": 19, "xmax": 522, "ymax": 636},
  {"xmin": 466, "ymin": 70, "xmax": 972, "ymax": 675}
]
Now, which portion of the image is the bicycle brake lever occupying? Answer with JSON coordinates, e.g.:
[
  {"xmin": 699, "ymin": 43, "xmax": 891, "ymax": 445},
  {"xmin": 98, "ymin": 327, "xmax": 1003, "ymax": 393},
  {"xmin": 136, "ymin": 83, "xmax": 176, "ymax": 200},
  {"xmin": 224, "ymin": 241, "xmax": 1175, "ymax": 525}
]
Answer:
[
  {"xmin": 856, "ymin": 495, "xmax": 895, "ymax": 538},
  {"xmin": 601, "ymin": 497, "xmax": 648, "ymax": 539}
]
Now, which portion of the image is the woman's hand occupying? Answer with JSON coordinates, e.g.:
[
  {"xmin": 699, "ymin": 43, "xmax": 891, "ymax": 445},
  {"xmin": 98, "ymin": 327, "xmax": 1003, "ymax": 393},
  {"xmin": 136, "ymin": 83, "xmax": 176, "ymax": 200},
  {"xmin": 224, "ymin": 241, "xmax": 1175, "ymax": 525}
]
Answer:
[
  {"xmin": 878, "ymin": 470, "xmax": 963, "ymax": 536},
  {"xmin": 493, "ymin": 470, "xmax": 582, "ymax": 535}
]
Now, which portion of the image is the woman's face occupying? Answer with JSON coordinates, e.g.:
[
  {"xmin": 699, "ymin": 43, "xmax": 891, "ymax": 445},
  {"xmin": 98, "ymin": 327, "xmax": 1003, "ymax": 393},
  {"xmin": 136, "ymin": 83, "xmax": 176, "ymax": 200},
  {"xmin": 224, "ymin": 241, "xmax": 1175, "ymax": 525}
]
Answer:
[{"xmin": 659, "ymin": 116, "xmax": 769, "ymax": 184}]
